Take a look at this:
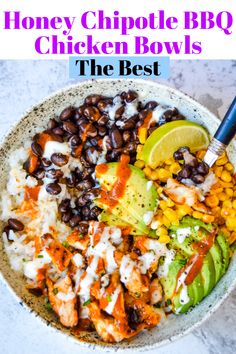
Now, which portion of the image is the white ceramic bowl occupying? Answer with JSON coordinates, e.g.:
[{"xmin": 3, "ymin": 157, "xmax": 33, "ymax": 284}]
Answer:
[{"xmin": 0, "ymin": 79, "xmax": 236, "ymax": 352}]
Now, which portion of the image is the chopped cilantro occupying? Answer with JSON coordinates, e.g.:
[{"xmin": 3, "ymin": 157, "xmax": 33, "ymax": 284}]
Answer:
[
  {"xmin": 83, "ymin": 299, "xmax": 91, "ymax": 306},
  {"xmin": 37, "ymin": 255, "xmax": 44, "ymax": 258},
  {"xmin": 106, "ymin": 295, "xmax": 112, "ymax": 302},
  {"xmin": 53, "ymin": 288, "xmax": 58, "ymax": 295},
  {"xmin": 62, "ymin": 241, "xmax": 69, "ymax": 248},
  {"xmin": 44, "ymin": 297, "xmax": 52, "ymax": 311},
  {"xmin": 22, "ymin": 258, "xmax": 27, "ymax": 262},
  {"xmin": 166, "ymin": 299, "xmax": 172, "ymax": 306}
]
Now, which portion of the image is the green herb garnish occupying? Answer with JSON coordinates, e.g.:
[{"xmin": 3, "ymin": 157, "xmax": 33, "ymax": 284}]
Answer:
[
  {"xmin": 83, "ymin": 299, "xmax": 91, "ymax": 306},
  {"xmin": 37, "ymin": 255, "xmax": 44, "ymax": 258},
  {"xmin": 106, "ymin": 295, "xmax": 112, "ymax": 302},
  {"xmin": 53, "ymin": 288, "xmax": 58, "ymax": 295},
  {"xmin": 62, "ymin": 241, "xmax": 69, "ymax": 248},
  {"xmin": 44, "ymin": 297, "xmax": 52, "ymax": 311},
  {"xmin": 166, "ymin": 299, "xmax": 172, "ymax": 306}
]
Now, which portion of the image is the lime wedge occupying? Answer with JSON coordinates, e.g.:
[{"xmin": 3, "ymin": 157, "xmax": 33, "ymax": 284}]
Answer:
[{"xmin": 142, "ymin": 121, "xmax": 210, "ymax": 169}]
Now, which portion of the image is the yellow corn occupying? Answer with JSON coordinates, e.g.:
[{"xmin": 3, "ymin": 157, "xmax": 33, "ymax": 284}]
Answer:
[
  {"xmin": 143, "ymin": 166, "xmax": 152, "ymax": 178},
  {"xmin": 226, "ymin": 217, "xmax": 236, "ymax": 230},
  {"xmin": 232, "ymin": 200, "xmax": 236, "ymax": 209},
  {"xmin": 165, "ymin": 158, "xmax": 174, "ymax": 166},
  {"xmin": 137, "ymin": 144, "xmax": 143, "ymax": 153},
  {"xmin": 159, "ymin": 200, "xmax": 168, "ymax": 210},
  {"xmin": 158, "ymin": 168, "xmax": 171, "ymax": 182},
  {"xmin": 222, "ymin": 200, "xmax": 232, "ymax": 208},
  {"xmin": 216, "ymin": 156, "xmax": 228, "ymax": 166},
  {"xmin": 225, "ymin": 188, "xmax": 234, "ymax": 197},
  {"xmin": 225, "ymin": 162, "xmax": 234, "ymax": 172},
  {"xmin": 228, "ymin": 232, "xmax": 236, "ymax": 245},
  {"xmin": 166, "ymin": 198, "xmax": 175, "ymax": 207},
  {"xmin": 218, "ymin": 192, "xmax": 228, "ymax": 201},
  {"xmin": 149, "ymin": 170, "xmax": 160, "ymax": 181},
  {"xmin": 134, "ymin": 160, "xmax": 145, "ymax": 169},
  {"xmin": 176, "ymin": 205, "xmax": 192, "ymax": 217},
  {"xmin": 162, "ymin": 215, "xmax": 171, "ymax": 227},
  {"xmin": 219, "ymin": 181, "xmax": 234, "ymax": 188},
  {"xmin": 220, "ymin": 226, "xmax": 231, "ymax": 238},
  {"xmin": 214, "ymin": 166, "xmax": 223, "ymax": 177},
  {"xmin": 158, "ymin": 234, "xmax": 171, "ymax": 244},
  {"xmin": 192, "ymin": 211, "xmax": 203, "ymax": 219},
  {"xmin": 138, "ymin": 127, "xmax": 148, "ymax": 144},
  {"xmin": 202, "ymin": 214, "xmax": 215, "ymax": 223},
  {"xmin": 164, "ymin": 208, "xmax": 179, "ymax": 222},
  {"xmin": 205, "ymin": 195, "xmax": 219, "ymax": 208},
  {"xmin": 157, "ymin": 187, "xmax": 163, "ymax": 195},
  {"xmin": 169, "ymin": 162, "xmax": 181, "ymax": 174},
  {"xmin": 221, "ymin": 170, "xmax": 232, "ymax": 183},
  {"xmin": 156, "ymin": 226, "xmax": 168, "ymax": 236}
]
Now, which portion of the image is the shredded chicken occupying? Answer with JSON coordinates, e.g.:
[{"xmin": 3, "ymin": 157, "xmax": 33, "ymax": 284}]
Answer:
[{"xmin": 164, "ymin": 178, "xmax": 199, "ymax": 206}]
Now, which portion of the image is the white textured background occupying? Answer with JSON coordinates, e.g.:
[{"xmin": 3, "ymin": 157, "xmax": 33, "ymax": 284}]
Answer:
[{"xmin": 0, "ymin": 60, "xmax": 236, "ymax": 354}]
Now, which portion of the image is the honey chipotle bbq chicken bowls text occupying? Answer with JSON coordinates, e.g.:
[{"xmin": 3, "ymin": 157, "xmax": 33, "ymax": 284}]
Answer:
[{"xmin": 0, "ymin": 80, "xmax": 236, "ymax": 351}]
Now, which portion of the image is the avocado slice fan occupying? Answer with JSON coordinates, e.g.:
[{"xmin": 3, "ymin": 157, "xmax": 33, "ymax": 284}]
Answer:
[{"xmin": 204, "ymin": 96, "xmax": 236, "ymax": 167}]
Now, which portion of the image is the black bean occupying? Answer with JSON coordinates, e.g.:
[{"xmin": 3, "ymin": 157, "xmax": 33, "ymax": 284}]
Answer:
[
  {"xmin": 123, "ymin": 142, "xmax": 136, "ymax": 154},
  {"xmin": 144, "ymin": 101, "xmax": 158, "ymax": 110},
  {"xmin": 98, "ymin": 126, "xmax": 107, "ymax": 137},
  {"xmin": 191, "ymin": 174, "xmax": 205, "ymax": 184},
  {"xmin": 106, "ymin": 149, "xmax": 122, "ymax": 162},
  {"xmin": 76, "ymin": 117, "xmax": 89, "ymax": 128},
  {"xmin": 81, "ymin": 168, "xmax": 95, "ymax": 181},
  {"xmin": 86, "ymin": 125, "xmax": 97, "ymax": 138},
  {"xmin": 8, "ymin": 218, "xmax": 24, "ymax": 231},
  {"xmin": 104, "ymin": 137, "xmax": 113, "ymax": 151},
  {"xmin": 76, "ymin": 179, "xmax": 93, "ymax": 191},
  {"xmin": 97, "ymin": 99, "xmax": 111, "ymax": 113},
  {"xmin": 115, "ymin": 105, "xmax": 125, "ymax": 120},
  {"xmin": 116, "ymin": 118, "xmax": 136, "ymax": 131},
  {"xmin": 178, "ymin": 166, "xmax": 192, "ymax": 179},
  {"xmin": 63, "ymin": 121, "xmax": 78, "ymax": 135},
  {"xmin": 125, "ymin": 90, "xmax": 138, "ymax": 103},
  {"xmin": 52, "ymin": 127, "xmax": 65, "ymax": 136},
  {"xmin": 110, "ymin": 125, "xmax": 123, "ymax": 148},
  {"xmin": 58, "ymin": 199, "xmax": 71, "ymax": 213},
  {"xmin": 77, "ymin": 105, "xmax": 87, "ymax": 116},
  {"xmin": 31, "ymin": 142, "xmax": 43, "ymax": 157},
  {"xmin": 41, "ymin": 158, "xmax": 52, "ymax": 167},
  {"xmin": 61, "ymin": 211, "xmax": 72, "ymax": 223},
  {"xmin": 97, "ymin": 115, "xmax": 108, "ymax": 126},
  {"xmin": 83, "ymin": 106, "xmax": 101, "ymax": 122},
  {"xmin": 177, "ymin": 146, "xmax": 190, "ymax": 154},
  {"xmin": 127, "ymin": 307, "xmax": 141, "ymax": 330},
  {"xmin": 3, "ymin": 226, "xmax": 11, "ymax": 239},
  {"xmin": 47, "ymin": 118, "xmax": 58, "ymax": 130},
  {"xmin": 34, "ymin": 168, "xmax": 45, "ymax": 180},
  {"xmin": 138, "ymin": 109, "xmax": 149, "ymax": 121},
  {"xmin": 69, "ymin": 215, "xmax": 81, "ymax": 228},
  {"xmin": 123, "ymin": 131, "xmax": 131, "ymax": 143},
  {"xmin": 174, "ymin": 114, "xmax": 185, "ymax": 120},
  {"xmin": 81, "ymin": 206, "xmax": 90, "ymax": 217},
  {"xmin": 148, "ymin": 126, "xmax": 158, "ymax": 136},
  {"xmin": 89, "ymin": 137, "xmax": 99, "ymax": 147},
  {"xmin": 162, "ymin": 108, "xmax": 178, "ymax": 122},
  {"xmin": 85, "ymin": 147, "xmax": 99, "ymax": 165},
  {"xmin": 173, "ymin": 151, "xmax": 184, "ymax": 160},
  {"xmin": 197, "ymin": 162, "xmax": 209, "ymax": 175},
  {"xmin": 183, "ymin": 152, "xmax": 198, "ymax": 167},
  {"xmin": 51, "ymin": 153, "xmax": 69, "ymax": 167},
  {"xmin": 69, "ymin": 134, "xmax": 81, "ymax": 146},
  {"xmin": 89, "ymin": 206, "xmax": 101, "ymax": 219},
  {"xmin": 75, "ymin": 194, "xmax": 89, "ymax": 207},
  {"xmin": 59, "ymin": 107, "xmax": 75, "ymax": 121},
  {"xmin": 46, "ymin": 183, "xmax": 62, "ymax": 195},
  {"xmin": 66, "ymin": 172, "xmax": 78, "ymax": 188},
  {"xmin": 45, "ymin": 169, "xmax": 63, "ymax": 179},
  {"xmin": 85, "ymin": 189, "xmax": 100, "ymax": 201},
  {"xmin": 77, "ymin": 221, "xmax": 89, "ymax": 234},
  {"xmin": 84, "ymin": 94, "xmax": 103, "ymax": 106}
]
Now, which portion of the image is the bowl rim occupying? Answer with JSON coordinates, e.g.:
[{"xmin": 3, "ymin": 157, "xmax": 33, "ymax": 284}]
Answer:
[{"xmin": 0, "ymin": 78, "xmax": 235, "ymax": 352}]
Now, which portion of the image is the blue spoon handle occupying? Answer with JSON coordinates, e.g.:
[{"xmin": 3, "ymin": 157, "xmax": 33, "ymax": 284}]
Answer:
[{"xmin": 214, "ymin": 96, "xmax": 236, "ymax": 145}]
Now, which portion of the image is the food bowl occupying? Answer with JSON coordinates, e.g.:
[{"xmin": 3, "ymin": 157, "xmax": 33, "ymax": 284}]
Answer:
[{"xmin": 0, "ymin": 79, "xmax": 236, "ymax": 351}]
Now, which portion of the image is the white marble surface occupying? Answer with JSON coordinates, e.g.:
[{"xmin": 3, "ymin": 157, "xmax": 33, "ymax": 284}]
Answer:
[{"xmin": 0, "ymin": 60, "xmax": 236, "ymax": 354}]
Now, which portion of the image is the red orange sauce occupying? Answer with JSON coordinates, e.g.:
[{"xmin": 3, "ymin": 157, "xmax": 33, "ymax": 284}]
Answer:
[{"xmin": 74, "ymin": 123, "xmax": 92, "ymax": 157}]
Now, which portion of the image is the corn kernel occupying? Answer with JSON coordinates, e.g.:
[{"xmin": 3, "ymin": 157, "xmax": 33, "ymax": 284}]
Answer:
[
  {"xmin": 159, "ymin": 200, "xmax": 168, "ymax": 210},
  {"xmin": 137, "ymin": 144, "xmax": 143, "ymax": 153},
  {"xmin": 222, "ymin": 200, "xmax": 232, "ymax": 208},
  {"xmin": 225, "ymin": 188, "xmax": 234, "ymax": 197},
  {"xmin": 138, "ymin": 127, "xmax": 148, "ymax": 144},
  {"xmin": 214, "ymin": 166, "xmax": 223, "ymax": 177},
  {"xmin": 169, "ymin": 162, "xmax": 181, "ymax": 174},
  {"xmin": 176, "ymin": 205, "xmax": 192, "ymax": 217},
  {"xmin": 158, "ymin": 168, "xmax": 171, "ymax": 182},
  {"xmin": 202, "ymin": 214, "xmax": 215, "ymax": 223},
  {"xmin": 165, "ymin": 158, "xmax": 174, "ymax": 166},
  {"xmin": 219, "ymin": 181, "xmax": 233, "ymax": 188},
  {"xmin": 158, "ymin": 234, "xmax": 171, "ymax": 244},
  {"xmin": 216, "ymin": 156, "xmax": 228, "ymax": 166},
  {"xmin": 192, "ymin": 211, "xmax": 203, "ymax": 219},
  {"xmin": 205, "ymin": 195, "xmax": 219, "ymax": 208},
  {"xmin": 225, "ymin": 162, "xmax": 234, "ymax": 172},
  {"xmin": 166, "ymin": 198, "xmax": 175, "ymax": 207},
  {"xmin": 226, "ymin": 217, "xmax": 236, "ymax": 230},
  {"xmin": 143, "ymin": 166, "xmax": 152, "ymax": 178},
  {"xmin": 218, "ymin": 192, "xmax": 228, "ymax": 201},
  {"xmin": 162, "ymin": 215, "xmax": 171, "ymax": 227},
  {"xmin": 157, "ymin": 187, "xmax": 163, "ymax": 195},
  {"xmin": 221, "ymin": 170, "xmax": 232, "ymax": 183},
  {"xmin": 220, "ymin": 226, "xmax": 231, "ymax": 238},
  {"xmin": 156, "ymin": 226, "xmax": 168, "ymax": 236},
  {"xmin": 232, "ymin": 200, "xmax": 236, "ymax": 209},
  {"xmin": 163, "ymin": 208, "xmax": 179, "ymax": 222},
  {"xmin": 148, "ymin": 170, "xmax": 159, "ymax": 181},
  {"xmin": 228, "ymin": 232, "xmax": 236, "ymax": 245},
  {"xmin": 134, "ymin": 160, "xmax": 145, "ymax": 169}
]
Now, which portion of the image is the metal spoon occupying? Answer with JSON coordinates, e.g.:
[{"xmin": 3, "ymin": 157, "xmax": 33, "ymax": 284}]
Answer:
[{"xmin": 204, "ymin": 96, "xmax": 236, "ymax": 167}]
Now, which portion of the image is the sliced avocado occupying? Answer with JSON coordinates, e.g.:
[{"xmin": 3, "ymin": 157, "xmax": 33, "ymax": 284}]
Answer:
[
  {"xmin": 95, "ymin": 163, "xmax": 158, "ymax": 235},
  {"xmin": 216, "ymin": 233, "xmax": 230, "ymax": 273},
  {"xmin": 180, "ymin": 216, "xmax": 213, "ymax": 232},
  {"xmin": 173, "ymin": 283, "xmax": 195, "ymax": 314},
  {"xmin": 209, "ymin": 242, "xmax": 223, "ymax": 283},
  {"xmin": 191, "ymin": 273, "xmax": 204, "ymax": 306},
  {"xmin": 201, "ymin": 253, "xmax": 216, "ymax": 297}
]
